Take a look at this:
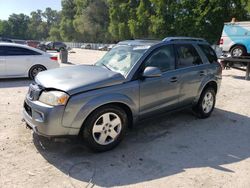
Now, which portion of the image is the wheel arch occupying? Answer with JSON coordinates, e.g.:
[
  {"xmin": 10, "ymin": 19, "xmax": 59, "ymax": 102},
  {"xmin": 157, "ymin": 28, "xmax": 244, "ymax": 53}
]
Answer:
[
  {"xmin": 195, "ymin": 80, "xmax": 218, "ymax": 104},
  {"xmin": 64, "ymin": 92, "xmax": 138, "ymax": 135},
  {"xmin": 78, "ymin": 102, "xmax": 134, "ymax": 136},
  {"xmin": 230, "ymin": 43, "xmax": 247, "ymax": 53},
  {"xmin": 27, "ymin": 64, "xmax": 47, "ymax": 78}
]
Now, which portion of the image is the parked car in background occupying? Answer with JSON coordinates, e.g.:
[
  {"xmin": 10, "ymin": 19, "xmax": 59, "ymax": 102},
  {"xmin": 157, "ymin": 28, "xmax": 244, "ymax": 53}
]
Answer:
[
  {"xmin": 23, "ymin": 37, "xmax": 222, "ymax": 152},
  {"xmin": 98, "ymin": 45, "xmax": 108, "ymax": 51},
  {"xmin": 26, "ymin": 40, "xmax": 40, "ymax": 48},
  {"xmin": 220, "ymin": 19, "xmax": 250, "ymax": 57},
  {"xmin": 0, "ymin": 43, "xmax": 59, "ymax": 79},
  {"xmin": 38, "ymin": 41, "xmax": 67, "ymax": 52},
  {"xmin": 108, "ymin": 44, "xmax": 115, "ymax": 51},
  {"xmin": 81, "ymin": 44, "xmax": 91, "ymax": 49},
  {"xmin": 0, "ymin": 37, "xmax": 13, "ymax": 43}
]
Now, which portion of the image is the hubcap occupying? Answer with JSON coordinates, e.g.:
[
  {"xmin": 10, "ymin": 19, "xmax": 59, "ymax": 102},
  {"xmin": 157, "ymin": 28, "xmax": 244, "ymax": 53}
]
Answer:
[
  {"xmin": 92, "ymin": 112, "xmax": 122, "ymax": 145},
  {"xmin": 232, "ymin": 48, "xmax": 243, "ymax": 57},
  {"xmin": 202, "ymin": 92, "xmax": 214, "ymax": 114},
  {"xmin": 32, "ymin": 67, "xmax": 44, "ymax": 77}
]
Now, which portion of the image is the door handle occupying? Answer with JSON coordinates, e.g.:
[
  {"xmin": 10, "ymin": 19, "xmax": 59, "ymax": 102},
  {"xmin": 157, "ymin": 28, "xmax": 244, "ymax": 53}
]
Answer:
[{"xmin": 170, "ymin": 77, "xmax": 178, "ymax": 82}]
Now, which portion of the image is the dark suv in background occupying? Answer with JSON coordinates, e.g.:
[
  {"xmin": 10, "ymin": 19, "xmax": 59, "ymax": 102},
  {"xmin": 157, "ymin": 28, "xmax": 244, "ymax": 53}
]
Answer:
[
  {"xmin": 23, "ymin": 37, "xmax": 222, "ymax": 152},
  {"xmin": 38, "ymin": 41, "xmax": 67, "ymax": 52}
]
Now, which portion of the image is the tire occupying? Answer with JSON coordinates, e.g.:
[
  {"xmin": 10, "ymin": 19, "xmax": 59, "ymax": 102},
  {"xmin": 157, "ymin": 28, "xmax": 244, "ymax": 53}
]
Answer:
[
  {"xmin": 230, "ymin": 46, "xmax": 246, "ymax": 57},
  {"xmin": 82, "ymin": 105, "xmax": 128, "ymax": 152},
  {"xmin": 193, "ymin": 87, "xmax": 216, "ymax": 119},
  {"xmin": 29, "ymin": 65, "xmax": 46, "ymax": 80}
]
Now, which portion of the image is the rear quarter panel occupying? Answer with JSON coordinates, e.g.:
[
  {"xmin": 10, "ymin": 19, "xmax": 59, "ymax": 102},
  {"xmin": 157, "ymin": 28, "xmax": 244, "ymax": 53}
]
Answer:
[
  {"xmin": 194, "ymin": 62, "xmax": 222, "ymax": 103},
  {"xmin": 23, "ymin": 54, "xmax": 59, "ymax": 75}
]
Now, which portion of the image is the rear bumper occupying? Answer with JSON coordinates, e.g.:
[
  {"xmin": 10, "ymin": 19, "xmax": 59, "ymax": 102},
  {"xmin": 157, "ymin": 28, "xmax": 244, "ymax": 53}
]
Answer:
[{"xmin": 23, "ymin": 97, "xmax": 79, "ymax": 137}]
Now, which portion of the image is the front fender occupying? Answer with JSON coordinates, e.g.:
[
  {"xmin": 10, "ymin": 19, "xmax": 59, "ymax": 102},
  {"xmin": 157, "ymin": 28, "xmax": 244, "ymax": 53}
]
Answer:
[{"xmin": 63, "ymin": 93, "xmax": 138, "ymax": 130}]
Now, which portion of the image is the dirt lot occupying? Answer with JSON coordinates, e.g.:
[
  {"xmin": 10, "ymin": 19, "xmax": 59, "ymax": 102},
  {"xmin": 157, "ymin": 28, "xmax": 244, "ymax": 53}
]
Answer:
[{"xmin": 0, "ymin": 49, "xmax": 250, "ymax": 188}]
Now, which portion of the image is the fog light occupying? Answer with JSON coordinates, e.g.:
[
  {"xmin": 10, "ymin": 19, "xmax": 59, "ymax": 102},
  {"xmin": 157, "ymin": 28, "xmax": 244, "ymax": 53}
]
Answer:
[{"xmin": 33, "ymin": 111, "xmax": 44, "ymax": 122}]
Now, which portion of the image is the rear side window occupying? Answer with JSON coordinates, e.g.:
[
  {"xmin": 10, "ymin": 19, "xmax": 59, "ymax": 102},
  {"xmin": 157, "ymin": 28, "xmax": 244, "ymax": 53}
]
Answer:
[
  {"xmin": 5, "ymin": 46, "xmax": 41, "ymax": 56},
  {"xmin": 176, "ymin": 44, "xmax": 202, "ymax": 68},
  {"xmin": 0, "ymin": 47, "xmax": 4, "ymax": 56},
  {"xmin": 198, "ymin": 44, "xmax": 218, "ymax": 63},
  {"xmin": 145, "ymin": 45, "xmax": 175, "ymax": 72}
]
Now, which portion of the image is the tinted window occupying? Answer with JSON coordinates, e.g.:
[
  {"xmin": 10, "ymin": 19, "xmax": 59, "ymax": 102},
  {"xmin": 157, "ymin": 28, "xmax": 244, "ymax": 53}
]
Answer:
[
  {"xmin": 5, "ymin": 46, "xmax": 41, "ymax": 56},
  {"xmin": 0, "ymin": 47, "xmax": 5, "ymax": 56},
  {"xmin": 47, "ymin": 42, "xmax": 53, "ymax": 47},
  {"xmin": 199, "ymin": 44, "xmax": 218, "ymax": 63},
  {"xmin": 176, "ymin": 44, "xmax": 202, "ymax": 68},
  {"xmin": 54, "ymin": 42, "xmax": 62, "ymax": 45},
  {"xmin": 145, "ymin": 45, "xmax": 175, "ymax": 72}
]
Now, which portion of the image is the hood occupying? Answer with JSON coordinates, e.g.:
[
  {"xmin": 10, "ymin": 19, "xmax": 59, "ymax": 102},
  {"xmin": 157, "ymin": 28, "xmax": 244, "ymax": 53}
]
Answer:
[{"xmin": 35, "ymin": 65, "xmax": 125, "ymax": 95}]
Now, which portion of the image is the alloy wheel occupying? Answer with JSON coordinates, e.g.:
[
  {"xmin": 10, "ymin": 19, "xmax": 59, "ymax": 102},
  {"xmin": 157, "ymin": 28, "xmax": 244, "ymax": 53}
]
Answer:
[{"xmin": 92, "ymin": 112, "xmax": 122, "ymax": 145}]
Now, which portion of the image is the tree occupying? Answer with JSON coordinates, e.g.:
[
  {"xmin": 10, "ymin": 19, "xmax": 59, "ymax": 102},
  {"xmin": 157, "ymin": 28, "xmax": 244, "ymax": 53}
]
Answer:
[
  {"xmin": 73, "ymin": 0, "xmax": 109, "ymax": 42},
  {"xmin": 48, "ymin": 26, "xmax": 62, "ymax": 41},
  {"xmin": 60, "ymin": 0, "xmax": 78, "ymax": 41},
  {"xmin": 0, "ymin": 20, "xmax": 11, "ymax": 37},
  {"xmin": 8, "ymin": 14, "xmax": 30, "ymax": 39},
  {"xmin": 28, "ymin": 10, "xmax": 46, "ymax": 40},
  {"xmin": 108, "ymin": 0, "xmax": 139, "ymax": 40}
]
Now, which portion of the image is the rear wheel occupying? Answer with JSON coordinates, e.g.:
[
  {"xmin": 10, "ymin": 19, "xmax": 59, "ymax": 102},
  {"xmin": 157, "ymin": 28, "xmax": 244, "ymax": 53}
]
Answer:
[
  {"xmin": 29, "ymin": 65, "xmax": 46, "ymax": 80},
  {"xmin": 230, "ymin": 46, "xmax": 246, "ymax": 57},
  {"xmin": 193, "ymin": 87, "xmax": 216, "ymax": 119},
  {"xmin": 82, "ymin": 105, "xmax": 128, "ymax": 152}
]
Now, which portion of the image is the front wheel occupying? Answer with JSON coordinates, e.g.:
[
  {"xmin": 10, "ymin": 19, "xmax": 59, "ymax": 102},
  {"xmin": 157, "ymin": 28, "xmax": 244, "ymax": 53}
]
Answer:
[
  {"xmin": 193, "ymin": 87, "xmax": 216, "ymax": 119},
  {"xmin": 82, "ymin": 105, "xmax": 128, "ymax": 152}
]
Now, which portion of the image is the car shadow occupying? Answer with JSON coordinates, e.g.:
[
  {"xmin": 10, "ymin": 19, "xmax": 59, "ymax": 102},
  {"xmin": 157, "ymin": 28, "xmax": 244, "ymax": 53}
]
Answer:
[
  {"xmin": 33, "ymin": 108, "xmax": 250, "ymax": 187},
  {"xmin": 0, "ymin": 78, "xmax": 32, "ymax": 88}
]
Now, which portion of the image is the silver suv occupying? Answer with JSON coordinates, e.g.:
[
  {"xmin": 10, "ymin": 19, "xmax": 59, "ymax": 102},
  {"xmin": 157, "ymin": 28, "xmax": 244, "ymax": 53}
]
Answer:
[{"xmin": 23, "ymin": 37, "xmax": 222, "ymax": 151}]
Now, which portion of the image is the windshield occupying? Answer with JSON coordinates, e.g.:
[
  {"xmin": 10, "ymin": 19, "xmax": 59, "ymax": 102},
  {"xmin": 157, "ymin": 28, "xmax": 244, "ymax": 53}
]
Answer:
[{"xmin": 95, "ymin": 45, "xmax": 148, "ymax": 76}]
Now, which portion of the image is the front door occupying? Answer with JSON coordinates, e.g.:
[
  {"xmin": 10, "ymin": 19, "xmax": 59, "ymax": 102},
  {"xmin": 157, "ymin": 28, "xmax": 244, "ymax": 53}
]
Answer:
[{"xmin": 139, "ymin": 45, "xmax": 181, "ymax": 117}]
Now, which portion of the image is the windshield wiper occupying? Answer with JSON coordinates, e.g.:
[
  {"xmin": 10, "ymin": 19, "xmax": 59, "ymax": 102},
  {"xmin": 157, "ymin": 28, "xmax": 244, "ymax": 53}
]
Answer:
[{"xmin": 100, "ymin": 63, "xmax": 112, "ymax": 71}]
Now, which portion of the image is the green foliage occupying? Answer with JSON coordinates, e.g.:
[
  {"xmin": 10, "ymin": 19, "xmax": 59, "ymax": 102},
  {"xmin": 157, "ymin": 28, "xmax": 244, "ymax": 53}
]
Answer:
[
  {"xmin": 0, "ymin": 8, "xmax": 61, "ymax": 41},
  {"xmin": 0, "ymin": 0, "xmax": 249, "ymax": 43},
  {"xmin": 73, "ymin": 0, "xmax": 109, "ymax": 42},
  {"xmin": 48, "ymin": 26, "xmax": 62, "ymax": 41}
]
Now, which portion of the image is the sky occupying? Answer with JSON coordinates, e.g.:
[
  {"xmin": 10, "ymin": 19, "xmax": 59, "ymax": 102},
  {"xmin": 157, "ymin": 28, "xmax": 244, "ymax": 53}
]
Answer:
[{"xmin": 0, "ymin": 0, "xmax": 62, "ymax": 20}]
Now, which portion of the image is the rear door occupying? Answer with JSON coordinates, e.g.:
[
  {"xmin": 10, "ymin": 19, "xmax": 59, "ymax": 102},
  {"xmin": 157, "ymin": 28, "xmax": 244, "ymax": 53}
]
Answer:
[
  {"xmin": 5, "ymin": 46, "xmax": 41, "ymax": 76},
  {"xmin": 0, "ymin": 47, "xmax": 6, "ymax": 76},
  {"xmin": 175, "ymin": 43, "xmax": 205, "ymax": 105}
]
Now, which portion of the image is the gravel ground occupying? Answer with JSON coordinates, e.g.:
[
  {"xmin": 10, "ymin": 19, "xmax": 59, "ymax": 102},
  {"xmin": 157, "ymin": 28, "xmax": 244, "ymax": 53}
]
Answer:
[{"xmin": 0, "ymin": 49, "xmax": 250, "ymax": 188}]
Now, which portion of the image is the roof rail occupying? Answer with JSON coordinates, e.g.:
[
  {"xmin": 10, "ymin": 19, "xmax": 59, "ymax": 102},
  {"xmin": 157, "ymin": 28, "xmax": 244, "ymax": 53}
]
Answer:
[{"xmin": 163, "ymin": 37, "xmax": 206, "ymax": 42}]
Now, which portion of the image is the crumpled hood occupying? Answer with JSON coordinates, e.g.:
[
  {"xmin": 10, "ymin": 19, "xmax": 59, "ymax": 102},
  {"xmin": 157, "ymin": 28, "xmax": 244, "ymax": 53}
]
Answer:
[{"xmin": 35, "ymin": 65, "xmax": 125, "ymax": 95}]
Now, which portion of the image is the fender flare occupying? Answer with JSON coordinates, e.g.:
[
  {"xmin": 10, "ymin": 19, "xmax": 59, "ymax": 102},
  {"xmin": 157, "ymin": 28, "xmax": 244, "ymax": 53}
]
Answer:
[{"xmin": 69, "ymin": 93, "xmax": 138, "ymax": 130}]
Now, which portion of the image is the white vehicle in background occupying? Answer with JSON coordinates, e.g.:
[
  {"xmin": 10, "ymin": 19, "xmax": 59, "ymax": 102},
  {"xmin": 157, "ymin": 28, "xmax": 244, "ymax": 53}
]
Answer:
[
  {"xmin": 219, "ymin": 19, "xmax": 250, "ymax": 57},
  {"xmin": 0, "ymin": 43, "xmax": 59, "ymax": 79}
]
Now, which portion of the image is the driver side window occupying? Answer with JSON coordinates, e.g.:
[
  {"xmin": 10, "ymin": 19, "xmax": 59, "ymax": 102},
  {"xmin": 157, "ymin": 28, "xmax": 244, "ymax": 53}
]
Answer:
[{"xmin": 145, "ymin": 45, "xmax": 175, "ymax": 72}]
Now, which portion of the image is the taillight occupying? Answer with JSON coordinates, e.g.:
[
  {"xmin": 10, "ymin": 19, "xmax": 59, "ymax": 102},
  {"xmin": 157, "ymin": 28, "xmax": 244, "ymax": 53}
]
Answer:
[
  {"xmin": 50, "ymin": 56, "xmax": 58, "ymax": 61},
  {"xmin": 219, "ymin": 38, "xmax": 223, "ymax": 45}
]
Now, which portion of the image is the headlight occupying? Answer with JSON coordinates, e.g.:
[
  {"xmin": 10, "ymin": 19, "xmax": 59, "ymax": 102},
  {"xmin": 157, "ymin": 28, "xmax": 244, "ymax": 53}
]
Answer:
[{"xmin": 39, "ymin": 91, "xmax": 69, "ymax": 106}]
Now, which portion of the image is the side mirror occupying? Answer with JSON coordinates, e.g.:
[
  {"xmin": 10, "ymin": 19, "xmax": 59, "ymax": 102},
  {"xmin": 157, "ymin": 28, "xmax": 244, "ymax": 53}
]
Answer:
[{"xmin": 142, "ymin": 66, "xmax": 162, "ymax": 78}]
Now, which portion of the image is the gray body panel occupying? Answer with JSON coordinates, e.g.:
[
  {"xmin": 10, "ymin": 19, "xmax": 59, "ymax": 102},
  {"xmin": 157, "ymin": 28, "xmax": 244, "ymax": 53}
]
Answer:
[
  {"xmin": 23, "ymin": 39, "xmax": 222, "ymax": 137},
  {"xmin": 35, "ymin": 65, "xmax": 125, "ymax": 95}
]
